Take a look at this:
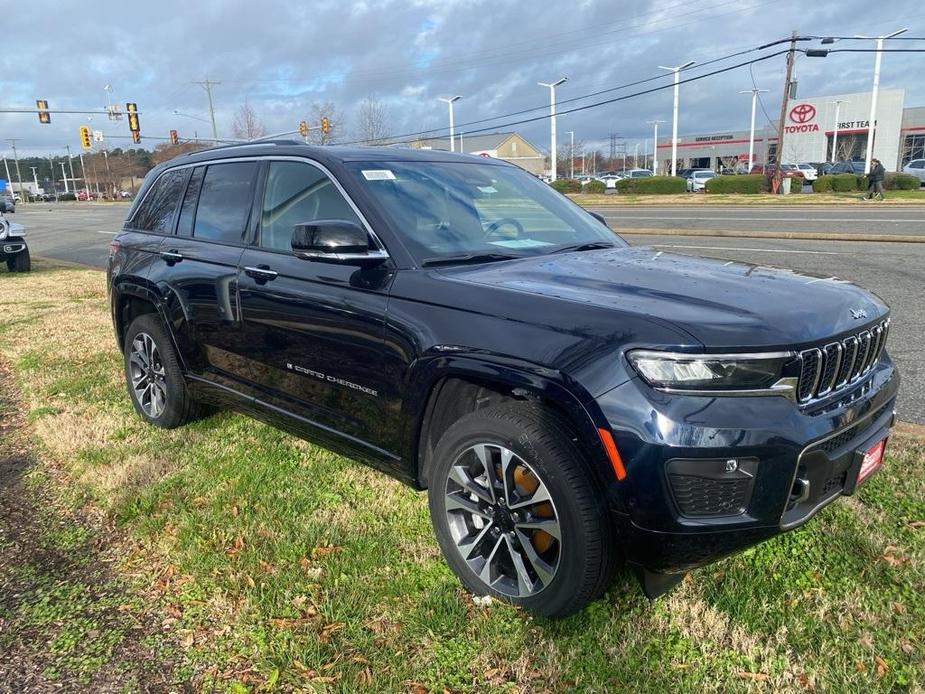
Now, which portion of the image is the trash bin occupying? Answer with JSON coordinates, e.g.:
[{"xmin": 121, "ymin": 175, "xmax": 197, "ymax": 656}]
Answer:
[{"xmin": 781, "ymin": 177, "xmax": 792, "ymax": 195}]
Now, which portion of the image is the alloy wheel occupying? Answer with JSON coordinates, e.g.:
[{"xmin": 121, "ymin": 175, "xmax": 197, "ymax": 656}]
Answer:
[
  {"xmin": 444, "ymin": 443, "xmax": 561, "ymax": 598},
  {"xmin": 128, "ymin": 331, "xmax": 168, "ymax": 418}
]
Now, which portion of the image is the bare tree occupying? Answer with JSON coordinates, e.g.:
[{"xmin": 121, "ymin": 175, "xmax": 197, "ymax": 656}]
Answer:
[
  {"xmin": 355, "ymin": 97, "xmax": 392, "ymax": 145},
  {"xmin": 231, "ymin": 103, "xmax": 266, "ymax": 141},
  {"xmin": 308, "ymin": 101, "xmax": 345, "ymax": 145}
]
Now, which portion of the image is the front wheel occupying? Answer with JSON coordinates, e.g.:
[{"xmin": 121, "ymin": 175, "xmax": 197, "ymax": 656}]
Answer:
[
  {"xmin": 7, "ymin": 247, "xmax": 30, "ymax": 272},
  {"xmin": 428, "ymin": 403, "xmax": 617, "ymax": 618}
]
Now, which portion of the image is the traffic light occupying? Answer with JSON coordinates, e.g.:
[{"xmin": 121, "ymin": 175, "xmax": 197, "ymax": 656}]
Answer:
[
  {"xmin": 321, "ymin": 117, "xmax": 330, "ymax": 134},
  {"xmin": 126, "ymin": 102, "xmax": 141, "ymax": 143},
  {"xmin": 36, "ymin": 99, "xmax": 51, "ymax": 124},
  {"xmin": 79, "ymin": 126, "xmax": 92, "ymax": 150},
  {"xmin": 170, "ymin": 129, "xmax": 179, "ymax": 145},
  {"xmin": 299, "ymin": 120, "xmax": 308, "ymax": 138}
]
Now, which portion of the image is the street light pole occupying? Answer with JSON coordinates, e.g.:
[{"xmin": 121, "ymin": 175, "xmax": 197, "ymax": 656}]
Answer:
[
  {"xmin": 60, "ymin": 162, "xmax": 69, "ymax": 193},
  {"xmin": 438, "ymin": 96, "xmax": 462, "ymax": 152},
  {"xmin": 5, "ymin": 139, "xmax": 24, "ymax": 199},
  {"xmin": 539, "ymin": 77, "xmax": 568, "ymax": 181},
  {"xmin": 829, "ymin": 99, "xmax": 846, "ymax": 163},
  {"xmin": 855, "ymin": 28, "xmax": 907, "ymax": 173},
  {"xmin": 647, "ymin": 120, "xmax": 665, "ymax": 175},
  {"xmin": 65, "ymin": 145, "xmax": 76, "ymax": 191},
  {"xmin": 740, "ymin": 88, "xmax": 768, "ymax": 172},
  {"xmin": 566, "ymin": 130, "xmax": 575, "ymax": 178},
  {"xmin": 658, "ymin": 62, "xmax": 695, "ymax": 176}
]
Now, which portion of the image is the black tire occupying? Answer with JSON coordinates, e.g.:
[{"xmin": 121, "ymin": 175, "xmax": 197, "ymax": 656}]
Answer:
[
  {"xmin": 428, "ymin": 403, "xmax": 617, "ymax": 618},
  {"xmin": 7, "ymin": 248, "xmax": 30, "ymax": 272},
  {"xmin": 123, "ymin": 313, "xmax": 203, "ymax": 429}
]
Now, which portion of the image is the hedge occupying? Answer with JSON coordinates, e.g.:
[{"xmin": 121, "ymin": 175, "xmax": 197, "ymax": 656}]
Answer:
[
  {"xmin": 704, "ymin": 174, "xmax": 768, "ymax": 194},
  {"xmin": 550, "ymin": 178, "xmax": 582, "ymax": 194},
  {"xmin": 583, "ymin": 180, "xmax": 607, "ymax": 194},
  {"xmin": 831, "ymin": 173, "xmax": 859, "ymax": 192},
  {"xmin": 812, "ymin": 176, "xmax": 833, "ymax": 193},
  {"xmin": 886, "ymin": 173, "xmax": 920, "ymax": 190},
  {"xmin": 615, "ymin": 176, "xmax": 686, "ymax": 194}
]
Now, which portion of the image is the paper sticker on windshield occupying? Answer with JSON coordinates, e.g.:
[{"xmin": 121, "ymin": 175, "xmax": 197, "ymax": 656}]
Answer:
[
  {"xmin": 489, "ymin": 239, "xmax": 553, "ymax": 249},
  {"xmin": 362, "ymin": 169, "xmax": 396, "ymax": 181},
  {"xmin": 477, "ymin": 185, "xmax": 497, "ymax": 193}
]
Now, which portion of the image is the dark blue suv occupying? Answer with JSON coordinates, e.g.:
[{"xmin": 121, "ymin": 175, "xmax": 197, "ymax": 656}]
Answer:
[{"xmin": 108, "ymin": 142, "xmax": 899, "ymax": 617}]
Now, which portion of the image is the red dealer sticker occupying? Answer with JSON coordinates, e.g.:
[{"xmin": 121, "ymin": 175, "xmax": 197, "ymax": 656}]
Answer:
[{"xmin": 857, "ymin": 438, "xmax": 887, "ymax": 485}]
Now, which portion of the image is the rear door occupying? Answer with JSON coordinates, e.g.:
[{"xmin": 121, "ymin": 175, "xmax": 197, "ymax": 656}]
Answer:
[
  {"xmin": 236, "ymin": 159, "xmax": 396, "ymax": 462},
  {"xmin": 149, "ymin": 160, "xmax": 259, "ymax": 389}
]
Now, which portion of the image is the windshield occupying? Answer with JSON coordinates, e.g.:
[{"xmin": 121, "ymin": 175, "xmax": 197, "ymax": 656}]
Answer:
[{"xmin": 345, "ymin": 161, "xmax": 624, "ymax": 264}]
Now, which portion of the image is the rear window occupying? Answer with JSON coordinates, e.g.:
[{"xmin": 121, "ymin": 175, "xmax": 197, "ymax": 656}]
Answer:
[{"xmin": 132, "ymin": 169, "xmax": 187, "ymax": 233}]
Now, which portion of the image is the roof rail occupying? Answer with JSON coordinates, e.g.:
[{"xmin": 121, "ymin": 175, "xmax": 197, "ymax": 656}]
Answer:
[{"xmin": 184, "ymin": 139, "xmax": 304, "ymax": 156}]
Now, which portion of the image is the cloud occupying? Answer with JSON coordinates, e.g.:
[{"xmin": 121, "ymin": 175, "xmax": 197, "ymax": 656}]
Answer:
[{"xmin": 0, "ymin": 0, "xmax": 921, "ymax": 155}]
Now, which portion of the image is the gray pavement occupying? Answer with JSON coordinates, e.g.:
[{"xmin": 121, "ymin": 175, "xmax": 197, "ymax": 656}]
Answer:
[
  {"xmin": 594, "ymin": 205, "xmax": 925, "ymax": 237},
  {"xmin": 8, "ymin": 201, "xmax": 925, "ymax": 423}
]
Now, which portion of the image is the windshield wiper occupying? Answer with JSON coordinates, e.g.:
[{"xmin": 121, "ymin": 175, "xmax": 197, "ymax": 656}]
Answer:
[
  {"xmin": 421, "ymin": 252, "xmax": 523, "ymax": 267},
  {"xmin": 551, "ymin": 241, "xmax": 616, "ymax": 254}
]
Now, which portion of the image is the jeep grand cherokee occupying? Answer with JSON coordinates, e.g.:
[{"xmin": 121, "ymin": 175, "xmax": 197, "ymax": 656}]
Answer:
[{"xmin": 108, "ymin": 142, "xmax": 899, "ymax": 617}]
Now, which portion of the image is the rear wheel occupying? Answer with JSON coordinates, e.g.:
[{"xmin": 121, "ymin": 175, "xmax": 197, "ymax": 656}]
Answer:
[
  {"xmin": 123, "ymin": 314, "xmax": 203, "ymax": 428},
  {"xmin": 7, "ymin": 248, "xmax": 30, "ymax": 272},
  {"xmin": 428, "ymin": 403, "xmax": 616, "ymax": 618}
]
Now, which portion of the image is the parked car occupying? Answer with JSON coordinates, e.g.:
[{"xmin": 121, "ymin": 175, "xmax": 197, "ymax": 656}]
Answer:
[
  {"xmin": 0, "ymin": 211, "xmax": 30, "ymax": 271},
  {"xmin": 109, "ymin": 143, "xmax": 899, "ymax": 617},
  {"xmin": 751, "ymin": 163, "xmax": 804, "ymax": 180},
  {"xmin": 0, "ymin": 188, "xmax": 15, "ymax": 213},
  {"xmin": 598, "ymin": 173, "xmax": 624, "ymax": 189},
  {"xmin": 809, "ymin": 162, "xmax": 833, "ymax": 177},
  {"xmin": 687, "ymin": 170, "xmax": 717, "ymax": 192},
  {"xmin": 796, "ymin": 163, "xmax": 818, "ymax": 182},
  {"xmin": 901, "ymin": 159, "xmax": 925, "ymax": 185},
  {"xmin": 625, "ymin": 169, "xmax": 653, "ymax": 178},
  {"xmin": 829, "ymin": 161, "xmax": 866, "ymax": 175},
  {"xmin": 676, "ymin": 168, "xmax": 696, "ymax": 179}
]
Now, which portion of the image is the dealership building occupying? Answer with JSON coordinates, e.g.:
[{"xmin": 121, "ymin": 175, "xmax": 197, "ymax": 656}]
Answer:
[{"xmin": 655, "ymin": 89, "xmax": 925, "ymax": 172}]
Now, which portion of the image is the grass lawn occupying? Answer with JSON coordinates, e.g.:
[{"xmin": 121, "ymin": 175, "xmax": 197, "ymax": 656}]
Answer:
[
  {"xmin": 1, "ymin": 261, "xmax": 924, "ymax": 692},
  {"xmin": 569, "ymin": 189, "xmax": 925, "ymax": 206}
]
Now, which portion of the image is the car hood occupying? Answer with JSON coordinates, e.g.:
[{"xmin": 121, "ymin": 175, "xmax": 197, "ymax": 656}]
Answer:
[{"xmin": 436, "ymin": 247, "xmax": 888, "ymax": 349}]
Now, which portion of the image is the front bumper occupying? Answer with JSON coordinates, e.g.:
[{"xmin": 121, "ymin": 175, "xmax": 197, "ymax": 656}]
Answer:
[{"xmin": 595, "ymin": 356, "xmax": 899, "ymax": 574}]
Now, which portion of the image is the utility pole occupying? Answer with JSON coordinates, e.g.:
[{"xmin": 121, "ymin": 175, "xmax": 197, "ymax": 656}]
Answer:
[
  {"xmin": 566, "ymin": 130, "xmax": 575, "ymax": 178},
  {"xmin": 65, "ymin": 145, "xmax": 76, "ymax": 192},
  {"xmin": 48, "ymin": 156, "xmax": 56, "ymax": 198},
  {"xmin": 30, "ymin": 166, "xmax": 39, "ymax": 194},
  {"xmin": 2, "ymin": 158, "xmax": 11, "ymax": 186},
  {"xmin": 103, "ymin": 150, "xmax": 112, "ymax": 196},
  {"xmin": 6, "ymin": 139, "xmax": 24, "ymax": 198},
  {"xmin": 772, "ymin": 31, "xmax": 799, "ymax": 193},
  {"xmin": 60, "ymin": 162, "xmax": 69, "ymax": 193},
  {"xmin": 79, "ymin": 154, "xmax": 88, "ymax": 197},
  {"xmin": 194, "ymin": 78, "xmax": 221, "ymax": 140}
]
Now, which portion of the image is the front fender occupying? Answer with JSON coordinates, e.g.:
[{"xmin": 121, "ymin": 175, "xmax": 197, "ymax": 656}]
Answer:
[{"xmin": 405, "ymin": 352, "xmax": 625, "ymax": 507}]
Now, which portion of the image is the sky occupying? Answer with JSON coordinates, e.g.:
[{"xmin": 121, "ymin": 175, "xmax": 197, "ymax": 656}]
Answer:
[{"xmin": 0, "ymin": 0, "xmax": 922, "ymax": 158}]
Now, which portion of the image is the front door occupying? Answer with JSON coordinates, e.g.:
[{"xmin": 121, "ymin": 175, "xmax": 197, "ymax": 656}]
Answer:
[{"xmin": 236, "ymin": 160, "xmax": 396, "ymax": 461}]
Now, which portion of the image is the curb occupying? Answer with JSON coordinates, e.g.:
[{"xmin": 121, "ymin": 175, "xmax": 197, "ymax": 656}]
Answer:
[{"xmin": 613, "ymin": 227, "xmax": 925, "ymax": 243}]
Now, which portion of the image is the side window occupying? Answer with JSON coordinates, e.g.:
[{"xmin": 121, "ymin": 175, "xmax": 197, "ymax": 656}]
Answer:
[
  {"xmin": 132, "ymin": 169, "xmax": 187, "ymax": 233},
  {"xmin": 260, "ymin": 161, "xmax": 362, "ymax": 252},
  {"xmin": 193, "ymin": 162, "xmax": 260, "ymax": 243},
  {"xmin": 176, "ymin": 166, "xmax": 205, "ymax": 237},
  {"xmin": 912, "ymin": 160, "xmax": 924, "ymax": 169}
]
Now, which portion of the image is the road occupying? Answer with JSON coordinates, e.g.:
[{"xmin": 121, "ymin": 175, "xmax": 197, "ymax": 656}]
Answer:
[
  {"xmin": 592, "ymin": 204, "xmax": 925, "ymax": 237},
  {"xmin": 9, "ymin": 201, "xmax": 925, "ymax": 423}
]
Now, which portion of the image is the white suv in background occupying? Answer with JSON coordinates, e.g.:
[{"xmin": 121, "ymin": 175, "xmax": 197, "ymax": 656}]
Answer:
[
  {"xmin": 796, "ymin": 163, "xmax": 818, "ymax": 182},
  {"xmin": 902, "ymin": 159, "xmax": 925, "ymax": 185}
]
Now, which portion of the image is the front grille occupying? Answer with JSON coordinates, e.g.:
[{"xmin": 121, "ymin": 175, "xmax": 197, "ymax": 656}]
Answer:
[
  {"xmin": 667, "ymin": 474, "xmax": 752, "ymax": 516},
  {"xmin": 796, "ymin": 319, "xmax": 889, "ymax": 404}
]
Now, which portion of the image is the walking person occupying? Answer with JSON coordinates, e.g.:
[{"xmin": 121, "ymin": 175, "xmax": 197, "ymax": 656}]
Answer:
[{"xmin": 865, "ymin": 158, "xmax": 886, "ymax": 200}]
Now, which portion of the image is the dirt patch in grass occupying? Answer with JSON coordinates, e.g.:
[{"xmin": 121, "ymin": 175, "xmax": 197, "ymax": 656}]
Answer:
[{"xmin": 0, "ymin": 360, "xmax": 187, "ymax": 692}]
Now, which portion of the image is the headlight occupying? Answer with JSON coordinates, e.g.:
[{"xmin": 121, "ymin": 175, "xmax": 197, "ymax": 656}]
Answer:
[{"xmin": 627, "ymin": 350, "xmax": 794, "ymax": 392}]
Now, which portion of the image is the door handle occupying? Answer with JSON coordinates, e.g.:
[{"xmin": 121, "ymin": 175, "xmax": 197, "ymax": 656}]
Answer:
[
  {"xmin": 160, "ymin": 249, "xmax": 184, "ymax": 265},
  {"xmin": 244, "ymin": 265, "xmax": 278, "ymax": 284}
]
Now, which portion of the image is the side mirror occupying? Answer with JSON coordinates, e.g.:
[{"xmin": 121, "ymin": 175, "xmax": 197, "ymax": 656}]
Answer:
[{"xmin": 291, "ymin": 220, "xmax": 388, "ymax": 266}]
